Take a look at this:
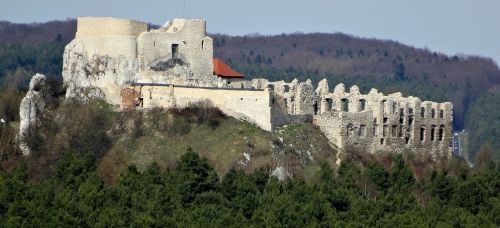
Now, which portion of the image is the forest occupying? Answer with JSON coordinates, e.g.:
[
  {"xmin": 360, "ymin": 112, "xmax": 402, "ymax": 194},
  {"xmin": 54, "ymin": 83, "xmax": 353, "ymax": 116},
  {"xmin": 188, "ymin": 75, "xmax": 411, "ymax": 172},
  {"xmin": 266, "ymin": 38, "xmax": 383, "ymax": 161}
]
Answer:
[{"xmin": 1, "ymin": 146, "xmax": 499, "ymax": 226}]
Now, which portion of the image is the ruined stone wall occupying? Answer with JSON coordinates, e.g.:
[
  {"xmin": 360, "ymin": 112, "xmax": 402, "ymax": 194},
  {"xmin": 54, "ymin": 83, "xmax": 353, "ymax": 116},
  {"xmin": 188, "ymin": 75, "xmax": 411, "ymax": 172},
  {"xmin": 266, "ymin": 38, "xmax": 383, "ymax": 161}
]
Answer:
[
  {"xmin": 249, "ymin": 78, "xmax": 315, "ymax": 115},
  {"xmin": 64, "ymin": 17, "xmax": 147, "ymax": 105},
  {"xmin": 136, "ymin": 19, "xmax": 216, "ymax": 86},
  {"xmin": 174, "ymin": 86, "xmax": 273, "ymax": 130},
  {"xmin": 223, "ymin": 78, "xmax": 317, "ymax": 127},
  {"xmin": 63, "ymin": 16, "xmax": 454, "ymax": 159},
  {"xmin": 314, "ymin": 80, "xmax": 453, "ymax": 158},
  {"xmin": 122, "ymin": 85, "xmax": 275, "ymax": 131},
  {"xmin": 64, "ymin": 17, "xmax": 216, "ymax": 107},
  {"xmin": 142, "ymin": 85, "xmax": 176, "ymax": 109}
]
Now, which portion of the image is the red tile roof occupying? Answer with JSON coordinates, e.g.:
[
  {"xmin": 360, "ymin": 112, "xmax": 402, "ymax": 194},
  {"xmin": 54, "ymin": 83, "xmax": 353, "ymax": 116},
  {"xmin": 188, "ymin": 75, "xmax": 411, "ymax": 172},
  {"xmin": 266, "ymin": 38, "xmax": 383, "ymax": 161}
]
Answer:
[{"xmin": 213, "ymin": 58, "xmax": 245, "ymax": 78}]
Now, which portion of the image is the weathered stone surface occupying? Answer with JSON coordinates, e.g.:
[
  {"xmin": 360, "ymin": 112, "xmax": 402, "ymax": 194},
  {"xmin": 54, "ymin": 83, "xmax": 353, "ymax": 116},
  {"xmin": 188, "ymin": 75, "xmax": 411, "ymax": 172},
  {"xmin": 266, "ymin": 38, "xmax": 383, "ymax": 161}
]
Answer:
[
  {"xmin": 18, "ymin": 73, "xmax": 49, "ymax": 155},
  {"xmin": 314, "ymin": 82, "xmax": 453, "ymax": 159},
  {"xmin": 315, "ymin": 79, "xmax": 329, "ymax": 96},
  {"xmin": 63, "ymin": 17, "xmax": 217, "ymax": 107},
  {"xmin": 63, "ymin": 39, "xmax": 139, "ymax": 105},
  {"xmin": 61, "ymin": 16, "xmax": 454, "ymax": 162}
]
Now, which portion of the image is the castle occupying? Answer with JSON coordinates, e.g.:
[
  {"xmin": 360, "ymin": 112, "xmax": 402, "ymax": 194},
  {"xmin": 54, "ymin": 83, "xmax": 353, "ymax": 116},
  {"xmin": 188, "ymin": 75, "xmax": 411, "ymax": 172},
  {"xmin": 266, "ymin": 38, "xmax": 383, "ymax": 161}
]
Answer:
[{"xmin": 61, "ymin": 17, "xmax": 453, "ymax": 159}]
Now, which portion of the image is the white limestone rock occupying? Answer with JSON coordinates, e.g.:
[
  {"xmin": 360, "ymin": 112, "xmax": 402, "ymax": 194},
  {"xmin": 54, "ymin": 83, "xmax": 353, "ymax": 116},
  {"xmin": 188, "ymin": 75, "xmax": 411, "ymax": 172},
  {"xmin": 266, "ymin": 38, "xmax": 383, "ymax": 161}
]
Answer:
[
  {"xmin": 271, "ymin": 166, "xmax": 291, "ymax": 181},
  {"xmin": 18, "ymin": 73, "xmax": 48, "ymax": 155},
  {"xmin": 62, "ymin": 39, "xmax": 139, "ymax": 105}
]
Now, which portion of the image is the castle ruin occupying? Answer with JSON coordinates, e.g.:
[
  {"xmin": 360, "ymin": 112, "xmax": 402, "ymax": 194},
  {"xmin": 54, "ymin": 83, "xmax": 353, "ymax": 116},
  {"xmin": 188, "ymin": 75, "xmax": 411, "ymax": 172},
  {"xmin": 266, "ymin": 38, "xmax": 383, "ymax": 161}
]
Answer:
[{"xmin": 62, "ymin": 17, "xmax": 453, "ymax": 159}]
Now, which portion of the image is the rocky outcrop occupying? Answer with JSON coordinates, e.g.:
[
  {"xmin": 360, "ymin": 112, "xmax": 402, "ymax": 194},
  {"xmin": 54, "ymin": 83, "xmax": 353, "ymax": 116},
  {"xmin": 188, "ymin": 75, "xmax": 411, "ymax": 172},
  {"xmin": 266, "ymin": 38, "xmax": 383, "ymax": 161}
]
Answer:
[
  {"xmin": 18, "ymin": 73, "xmax": 49, "ymax": 155},
  {"xmin": 62, "ymin": 40, "xmax": 139, "ymax": 105},
  {"xmin": 271, "ymin": 166, "xmax": 291, "ymax": 181}
]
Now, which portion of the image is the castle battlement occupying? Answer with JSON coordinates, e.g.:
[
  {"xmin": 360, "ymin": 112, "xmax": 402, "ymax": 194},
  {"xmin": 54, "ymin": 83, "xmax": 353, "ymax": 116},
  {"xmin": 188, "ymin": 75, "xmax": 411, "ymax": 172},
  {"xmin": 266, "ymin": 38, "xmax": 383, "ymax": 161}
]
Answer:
[{"xmin": 62, "ymin": 17, "xmax": 453, "ymax": 159}]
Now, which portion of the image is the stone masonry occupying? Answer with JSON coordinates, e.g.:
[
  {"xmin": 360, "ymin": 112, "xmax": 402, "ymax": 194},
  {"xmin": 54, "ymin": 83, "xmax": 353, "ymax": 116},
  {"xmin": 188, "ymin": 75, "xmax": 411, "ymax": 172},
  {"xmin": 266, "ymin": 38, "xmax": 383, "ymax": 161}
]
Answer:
[{"xmin": 60, "ymin": 16, "xmax": 453, "ymax": 158}]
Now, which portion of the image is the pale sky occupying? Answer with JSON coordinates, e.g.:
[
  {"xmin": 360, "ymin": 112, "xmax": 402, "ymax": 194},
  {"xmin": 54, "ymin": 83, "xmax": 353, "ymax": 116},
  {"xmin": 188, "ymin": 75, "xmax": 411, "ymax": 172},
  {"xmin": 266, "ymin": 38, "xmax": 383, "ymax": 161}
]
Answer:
[{"xmin": 1, "ymin": 0, "xmax": 499, "ymax": 65}]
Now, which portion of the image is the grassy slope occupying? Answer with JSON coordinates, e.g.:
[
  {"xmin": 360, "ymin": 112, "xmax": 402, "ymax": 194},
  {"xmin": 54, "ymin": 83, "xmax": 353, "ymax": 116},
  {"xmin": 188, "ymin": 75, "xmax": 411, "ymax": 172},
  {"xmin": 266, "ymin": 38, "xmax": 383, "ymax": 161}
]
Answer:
[{"xmin": 99, "ymin": 113, "xmax": 337, "ymax": 185}]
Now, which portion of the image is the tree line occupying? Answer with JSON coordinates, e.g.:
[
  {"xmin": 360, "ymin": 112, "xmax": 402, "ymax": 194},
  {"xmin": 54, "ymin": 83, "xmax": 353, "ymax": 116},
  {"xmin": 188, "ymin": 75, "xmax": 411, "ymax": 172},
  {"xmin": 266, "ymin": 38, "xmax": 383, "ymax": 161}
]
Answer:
[{"xmin": 1, "ymin": 147, "xmax": 499, "ymax": 227}]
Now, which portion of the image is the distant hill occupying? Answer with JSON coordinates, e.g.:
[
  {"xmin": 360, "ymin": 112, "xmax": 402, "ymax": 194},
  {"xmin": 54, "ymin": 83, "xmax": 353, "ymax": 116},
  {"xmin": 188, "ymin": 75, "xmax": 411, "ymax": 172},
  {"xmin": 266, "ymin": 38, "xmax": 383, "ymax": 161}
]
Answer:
[
  {"xmin": 0, "ymin": 19, "xmax": 499, "ymax": 161},
  {"xmin": 0, "ymin": 20, "xmax": 75, "ymax": 45},
  {"xmin": 211, "ymin": 33, "xmax": 500, "ymax": 130}
]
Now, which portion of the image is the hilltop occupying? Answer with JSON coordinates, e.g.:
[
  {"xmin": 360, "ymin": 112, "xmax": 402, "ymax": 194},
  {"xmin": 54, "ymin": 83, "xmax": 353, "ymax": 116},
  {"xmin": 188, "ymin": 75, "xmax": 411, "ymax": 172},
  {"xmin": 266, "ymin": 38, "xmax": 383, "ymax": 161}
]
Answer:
[{"xmin": 0, "ymin": 19, "xmax": 499, "ymax": 161}]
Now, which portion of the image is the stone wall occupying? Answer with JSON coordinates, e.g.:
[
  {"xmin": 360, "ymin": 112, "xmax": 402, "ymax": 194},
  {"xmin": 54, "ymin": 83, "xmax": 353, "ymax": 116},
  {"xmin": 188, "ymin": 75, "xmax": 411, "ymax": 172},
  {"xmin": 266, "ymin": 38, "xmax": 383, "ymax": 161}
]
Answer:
[
  {"xmin": 122, "ymin": 84, "xmax": 275, "ymax": 131},
  {"xmin": 75, "ymin": 17, "xmax": 148, "ymax": 57},
  {"xmin": 136, "ymin": 19, "xmax": 216, "ymax": 86},
  {"xmin": 63, "ymin": 16, "xmax": 454, "ymax": 160},
  {"xmin": 313, "ymin": 80, "xmax": 453, "ymax": 158},
  {"xmin": 63, "ymin": 17, "xmax": 216, "ymax": 106},
  {"xmin": 220, "ymin": 77, "xmax": 453, "ymax": 158}
]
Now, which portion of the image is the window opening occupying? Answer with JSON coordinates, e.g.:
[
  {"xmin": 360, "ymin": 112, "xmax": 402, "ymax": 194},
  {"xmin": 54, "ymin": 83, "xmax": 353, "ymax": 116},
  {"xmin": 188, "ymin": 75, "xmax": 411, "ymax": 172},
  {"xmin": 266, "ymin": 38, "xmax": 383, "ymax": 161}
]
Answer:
[
  {"xmin": 341, "ymin": 98, "xmax": 349, "ymax": 112},
  {"xmin": 420, "ymin": 127, "xmax": 425, "ymax": 141},
  {"xmin": 359, "ymin": 99, "xmax": 366, "ymax": 111},
  {"xmin": 438, "ymin": 125, "xmax": 444, "ymax": 141},
  {"xmin": 172, "ymin": 44, "xmax": 179, "ymax": 59},
  {"xmin": 431, "ymin": 125, "xmax": 436, "ymax": 141}
]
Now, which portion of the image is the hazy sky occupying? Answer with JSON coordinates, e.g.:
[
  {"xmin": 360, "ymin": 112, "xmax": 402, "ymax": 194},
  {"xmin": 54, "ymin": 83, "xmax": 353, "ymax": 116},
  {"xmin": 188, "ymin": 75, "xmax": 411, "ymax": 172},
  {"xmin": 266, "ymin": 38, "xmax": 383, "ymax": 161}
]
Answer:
[{"xmin": 2, "ymin": 0, "xmax": 499, "ymax": 65}]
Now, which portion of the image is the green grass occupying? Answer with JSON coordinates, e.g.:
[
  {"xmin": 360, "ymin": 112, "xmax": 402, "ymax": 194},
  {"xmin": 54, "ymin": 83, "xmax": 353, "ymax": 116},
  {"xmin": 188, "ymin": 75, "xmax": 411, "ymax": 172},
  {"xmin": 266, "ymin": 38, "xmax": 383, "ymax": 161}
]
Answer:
[{"xmin": 98, "ymin": 112, "xmax": 338, "ymax": 184}]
